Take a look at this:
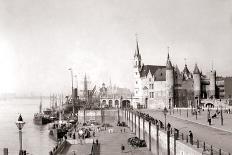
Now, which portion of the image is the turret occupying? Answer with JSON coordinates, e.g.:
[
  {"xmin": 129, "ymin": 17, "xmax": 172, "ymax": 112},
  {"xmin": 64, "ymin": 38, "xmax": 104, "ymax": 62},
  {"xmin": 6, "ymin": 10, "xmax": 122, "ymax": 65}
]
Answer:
[
  {"xmin": 209, "ymin": 70, "xmax": 216, "ymax": 98},
  {"xmin": 193, "ymin": 64, "xmax": 201, "ymax": 107},
  {"xmin": 166, "ymin": 53, "xmax": 174, "ymax": 108}
]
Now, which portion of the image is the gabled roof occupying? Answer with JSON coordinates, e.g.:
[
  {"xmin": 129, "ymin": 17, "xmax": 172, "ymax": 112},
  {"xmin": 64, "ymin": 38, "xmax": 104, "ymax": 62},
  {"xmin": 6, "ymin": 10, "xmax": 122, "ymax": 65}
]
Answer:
[{"xmin": 140, "ymin": 65, "xmax": 166, "ymax": 81}]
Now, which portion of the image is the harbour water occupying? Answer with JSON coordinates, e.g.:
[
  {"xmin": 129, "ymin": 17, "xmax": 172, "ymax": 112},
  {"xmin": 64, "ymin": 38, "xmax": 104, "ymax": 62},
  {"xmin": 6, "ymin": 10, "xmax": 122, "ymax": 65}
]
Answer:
[{"xmin": 0, "ymin": 98, "xmax": 56, "ymax": 155}]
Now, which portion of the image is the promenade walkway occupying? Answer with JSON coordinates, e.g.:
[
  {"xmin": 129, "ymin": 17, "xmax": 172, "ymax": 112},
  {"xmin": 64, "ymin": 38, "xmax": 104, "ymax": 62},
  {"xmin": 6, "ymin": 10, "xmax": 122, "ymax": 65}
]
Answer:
[
  {"xmin": 170, "ymin": 108, "xmax": 232, "ymax": 133},
  {"xmin": 140, "ymin": 109, "xmax": 232, "ymax": 154},
  {"xmin": 95, "ymin": 125, "xmax": 153, "ymax": 155}
]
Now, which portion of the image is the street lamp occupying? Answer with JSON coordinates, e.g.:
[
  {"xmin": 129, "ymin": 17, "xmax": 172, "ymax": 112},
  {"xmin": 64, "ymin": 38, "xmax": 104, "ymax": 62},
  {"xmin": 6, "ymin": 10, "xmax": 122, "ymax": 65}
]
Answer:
[
  {"xmin": 68, "ymin": 68, "xmax": 74, "ymax": 114},
  {"xmin": 15, "ymin": 114, "xmax": 25, "ymax": 155},
  {"xmin": 163, "ymin": 107, "xmax": 168, "ymax": 131}
]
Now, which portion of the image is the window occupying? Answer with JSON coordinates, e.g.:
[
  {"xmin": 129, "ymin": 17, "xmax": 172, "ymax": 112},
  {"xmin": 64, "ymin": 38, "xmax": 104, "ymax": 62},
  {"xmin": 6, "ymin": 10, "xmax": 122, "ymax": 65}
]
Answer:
[
  {"xmin": 149, "ymin": 84, "xmax": 154, "ymax": 89},
  {"xmin": 149, "ymin": 78, "xmax": 151, "ymax": 82},
  {"xmin": 150, "ymin": 92, "xmax": 154, "ymax": 98},
  {"xmin": 136, "ymin": 81, "xmax": 138, "ymax": 84},
  {"xmin": 135, "ymin": 72, "xmax": 137, "ymax": 75}
]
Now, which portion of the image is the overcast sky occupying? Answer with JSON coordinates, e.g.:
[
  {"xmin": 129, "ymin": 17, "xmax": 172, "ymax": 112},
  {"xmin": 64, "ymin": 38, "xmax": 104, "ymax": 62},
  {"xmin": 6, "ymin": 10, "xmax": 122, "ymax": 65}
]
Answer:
[{"xmin": 0, "ymin": 0, "xmax": 232, "ymax": 95}]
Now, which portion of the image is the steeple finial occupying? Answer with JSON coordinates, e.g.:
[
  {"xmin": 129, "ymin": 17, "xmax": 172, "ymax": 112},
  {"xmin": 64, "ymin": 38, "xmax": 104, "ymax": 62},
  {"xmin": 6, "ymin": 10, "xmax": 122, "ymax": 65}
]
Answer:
[
  {"xmin": 135, "ymin": 33, "xmax": 139, "ymax": 55},
  {"xmin": 167, "ymin": 46, "xmax": 170, "ymax": 60}
]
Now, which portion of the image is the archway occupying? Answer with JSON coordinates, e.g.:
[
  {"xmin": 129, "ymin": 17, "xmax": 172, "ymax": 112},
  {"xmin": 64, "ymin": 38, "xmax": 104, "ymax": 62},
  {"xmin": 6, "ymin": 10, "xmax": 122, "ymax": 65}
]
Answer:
[
  {"xmin": 102, "ymin": 100, "xmax": 106, "ymax": 107},
  {"xmin": 122, "ymin": 100, "xmax": 130, "ymax": 108},
  {"xmin": 115, "ymin": 100, "xmax": 119, "ymax": 108},
  {"xmin": 109, "ymin": 100, "xmax": 113, "ymax": 108},
  {"xmin": 206, "ymin": 103, "xmax": 214, "ymax": 108}
]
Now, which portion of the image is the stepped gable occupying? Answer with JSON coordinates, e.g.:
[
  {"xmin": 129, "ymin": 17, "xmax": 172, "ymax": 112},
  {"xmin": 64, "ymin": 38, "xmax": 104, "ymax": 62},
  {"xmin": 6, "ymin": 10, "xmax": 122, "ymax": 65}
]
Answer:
[{"xmin": 140, "ymin": 65, "xmax": 166, "ymax": 81}]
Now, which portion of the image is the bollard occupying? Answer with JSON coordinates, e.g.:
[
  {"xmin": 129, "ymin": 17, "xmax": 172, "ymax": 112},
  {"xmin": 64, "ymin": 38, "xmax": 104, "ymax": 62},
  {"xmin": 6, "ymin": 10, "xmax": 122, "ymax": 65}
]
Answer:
[
  {"xmin": 3, "ymin": 148, "xmax": 8, "ymax": 155},
  {"xmin": 203, "ymin": 142, "xmax": 206, "ymax": 151},
  {"xmin": 197, "ymin": 140, "xmax": 199, "ymax": 148},
  {"xmin": 210, "ymin": 145, "xmax": 213, "ymax": 155}
]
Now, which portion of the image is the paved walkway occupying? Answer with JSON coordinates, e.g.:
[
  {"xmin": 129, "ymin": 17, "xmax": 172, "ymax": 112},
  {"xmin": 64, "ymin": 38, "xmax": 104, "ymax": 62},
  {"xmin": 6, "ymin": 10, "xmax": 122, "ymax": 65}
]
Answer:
[
  {"xmin": 94, "ymin": 125, "xmax": 154, "ymax": 155},
  {"xmin": 170, "ymin": 108, "xmax": 232, "ymax": 133},
  {"xmin": 140, "ymin": 109, "xmax": 232, "ymax": 154}
]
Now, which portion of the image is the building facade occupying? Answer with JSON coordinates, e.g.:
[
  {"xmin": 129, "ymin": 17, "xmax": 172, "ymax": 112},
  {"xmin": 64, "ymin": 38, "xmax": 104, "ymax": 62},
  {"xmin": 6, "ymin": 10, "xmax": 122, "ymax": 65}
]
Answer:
[{"xmin": 132, "ymin": 40, "xmax": 218, "ymax": 109}]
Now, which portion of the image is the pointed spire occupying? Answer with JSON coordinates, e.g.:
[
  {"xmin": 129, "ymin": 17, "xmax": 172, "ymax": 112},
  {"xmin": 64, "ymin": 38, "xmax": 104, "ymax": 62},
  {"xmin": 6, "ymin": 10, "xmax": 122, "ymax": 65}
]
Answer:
[
  {"xmin": 166, "ymin": 47, "xmax": 172, "ymax": 70},
  {"xmin": 167, "ymin": 46, "xmax": 170, "ymax": 60},
  {"xmin": 193, "ymin": 63, "xmax": 200, "ymax": 74},
  {"xmin": 134, "ymin": 33, "xmax": 141, "ymax": 59}
]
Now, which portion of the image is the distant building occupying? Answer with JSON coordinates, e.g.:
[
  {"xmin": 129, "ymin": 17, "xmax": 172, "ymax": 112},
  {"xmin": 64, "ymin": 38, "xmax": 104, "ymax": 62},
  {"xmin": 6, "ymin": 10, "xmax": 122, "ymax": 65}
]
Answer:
[
  {"xmin": 99, "ymin": 83, "xmax": 132, "ymax": 108},
  {"xmin": 216, "ymin": 77, "xmax": 232, "ymax": 99},
  {"xmin": 132, "ymin": 39, "xmax": 219, "ymax": 109}
]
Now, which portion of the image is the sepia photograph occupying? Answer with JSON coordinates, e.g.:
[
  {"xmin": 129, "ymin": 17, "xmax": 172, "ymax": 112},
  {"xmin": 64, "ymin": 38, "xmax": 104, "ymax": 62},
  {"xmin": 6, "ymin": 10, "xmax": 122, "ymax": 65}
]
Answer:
[{"xmin": 0, "ymin": 0, "xmax": 232, "ymax": 154}]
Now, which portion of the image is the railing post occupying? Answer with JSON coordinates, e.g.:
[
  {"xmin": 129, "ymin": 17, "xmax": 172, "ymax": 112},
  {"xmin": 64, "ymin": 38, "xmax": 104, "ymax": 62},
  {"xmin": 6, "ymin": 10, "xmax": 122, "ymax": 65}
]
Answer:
[
  {"xmin": 132, "ymin": 112, "xmax": 133, "ymax": 132},
  {"xmin": 149, "ymin": 121, "xmax": 151, "ymax": 151},
  {"xmin": 143, "ymin": 117, "xmax": 145, "ymax": 140},
  {"xmin": 167, "ymin": 126, "xmax": 170, "ymax": 155},
  {"xmin": 174, "ymin": 130, "xmax": 177, "ymax": 155},
  {"xmin": 156, "ymin": 124, "xmax": 159, "ymax": 155},
  {"xmin": 135, "ymin": 113, "xmax": 137, "ymax": 136},
  {"xmin": 197, "ymin": 140, "xmax": 199, "ymax": 148},
  {"xmin": 138, "ymin": 115, "xmax": 140, "ymax": 139}
]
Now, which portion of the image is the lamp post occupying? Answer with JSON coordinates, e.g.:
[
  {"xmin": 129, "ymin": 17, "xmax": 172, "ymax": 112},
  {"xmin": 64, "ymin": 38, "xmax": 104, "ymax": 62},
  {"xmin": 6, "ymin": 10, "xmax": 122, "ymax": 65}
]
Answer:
[
  {"xmin": 68, "ymin": 68, "xmax": 74, "ymax": 114},
  {"xmin": 163, "ymin": 107, "xmax": 168, "ymax": 131},
  {"xmin": 16, "ymin": 114, "xmax": 25, "ymax": 155}
]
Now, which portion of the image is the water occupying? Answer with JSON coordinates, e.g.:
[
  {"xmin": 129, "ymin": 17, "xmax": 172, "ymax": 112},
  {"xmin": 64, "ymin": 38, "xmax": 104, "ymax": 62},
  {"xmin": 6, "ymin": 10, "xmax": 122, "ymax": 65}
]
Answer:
[{"xmin": 0, "ymin": 98, "xmax": 56, "ymax": 155}]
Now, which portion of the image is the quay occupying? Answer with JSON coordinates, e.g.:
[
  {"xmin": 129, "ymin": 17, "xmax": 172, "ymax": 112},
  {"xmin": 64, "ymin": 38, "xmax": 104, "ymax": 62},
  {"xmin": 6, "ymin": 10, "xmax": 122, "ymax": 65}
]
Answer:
[
  {"xmin": 50, "ymin": 109, "xmax": 153, "ymax": 155},
  {"xmin": 49, "ymin": 107, "xmax": 232, "ymax": 155}
]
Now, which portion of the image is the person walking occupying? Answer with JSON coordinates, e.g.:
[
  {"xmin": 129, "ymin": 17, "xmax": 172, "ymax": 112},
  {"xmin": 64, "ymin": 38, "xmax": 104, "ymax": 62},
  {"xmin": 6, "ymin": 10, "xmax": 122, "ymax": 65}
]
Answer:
[
  {"xmin": 208, "ymin": 117, "xmax": 211, "ymax": 125},
  {"xmin": 189, "ymin": 130, "xmax": 193, "ymax": 145}
]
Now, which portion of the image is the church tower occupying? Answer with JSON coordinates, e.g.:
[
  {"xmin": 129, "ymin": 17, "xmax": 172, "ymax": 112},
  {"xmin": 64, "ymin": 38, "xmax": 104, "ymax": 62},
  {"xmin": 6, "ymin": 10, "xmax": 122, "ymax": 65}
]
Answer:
[
  {"xmin": 133, "ymin": 38, "xmax": 142, "ymax": 102},
  {"xmin": 166, "ymin": 52, "xmax": 174, "ymax": 109}
]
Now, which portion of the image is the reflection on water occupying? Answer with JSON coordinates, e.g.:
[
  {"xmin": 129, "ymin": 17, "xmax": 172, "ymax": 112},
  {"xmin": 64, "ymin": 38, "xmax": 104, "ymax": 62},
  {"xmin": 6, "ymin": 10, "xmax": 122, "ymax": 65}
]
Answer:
[{"xmin": 0, "ymin": 98, "xmax": 56, "ymax": 155}]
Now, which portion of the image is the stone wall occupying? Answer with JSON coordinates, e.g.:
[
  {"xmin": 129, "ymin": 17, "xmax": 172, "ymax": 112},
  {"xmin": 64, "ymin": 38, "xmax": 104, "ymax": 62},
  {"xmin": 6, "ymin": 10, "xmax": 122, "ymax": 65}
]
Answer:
[{"xmin": 121, "ymin": 109, "xmax": 203, "ymax": 155}]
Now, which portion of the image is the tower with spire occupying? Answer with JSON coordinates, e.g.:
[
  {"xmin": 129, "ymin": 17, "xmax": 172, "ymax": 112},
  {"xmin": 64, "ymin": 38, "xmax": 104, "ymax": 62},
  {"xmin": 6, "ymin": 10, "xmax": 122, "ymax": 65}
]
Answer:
[
  {"xmin": 166, "ymin": 50, "xmax": 174, "ymax": 109},
  {"xmin": 133, "ymin": 36, "xmax": 143, "ymax": 105}
]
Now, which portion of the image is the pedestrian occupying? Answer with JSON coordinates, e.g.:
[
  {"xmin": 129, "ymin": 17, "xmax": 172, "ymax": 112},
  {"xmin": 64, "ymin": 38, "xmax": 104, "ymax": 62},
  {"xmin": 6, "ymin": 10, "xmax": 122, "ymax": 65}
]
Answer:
[
  {"xmin": 124, "ymin": 128, "xmax": 126, "ymax": 132},
  {"xmin": 189, "ymin": 130, "xmax": 193, "ymax": 145},
  {"xmin": 121, "ymin": 129, "xmax": 122, "ymax": 133},
  {"xmin": 208, "ymin": 117, "xmax": 211, "ymax": 125},
  {"xmin": 93, "ymin": 131, "xmax": 95, "ymax": 137},
  {"xmin": 121, "ymin": 144, "xmax": 125, "ymax": 153}
]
